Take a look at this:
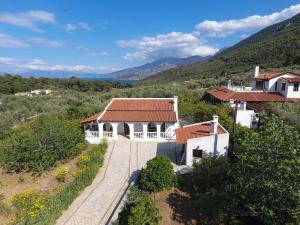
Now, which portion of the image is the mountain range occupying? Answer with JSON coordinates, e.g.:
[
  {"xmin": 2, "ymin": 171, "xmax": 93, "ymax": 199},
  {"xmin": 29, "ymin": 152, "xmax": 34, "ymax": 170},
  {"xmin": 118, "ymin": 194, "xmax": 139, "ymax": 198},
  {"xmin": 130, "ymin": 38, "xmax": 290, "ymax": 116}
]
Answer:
[
  {"xmin": 140, "ymin": 12, "xmax": 300, "ymax": 85},
  {"xmin": 18, "ymin": 55, "xmax": 209, "ymax": 80}
]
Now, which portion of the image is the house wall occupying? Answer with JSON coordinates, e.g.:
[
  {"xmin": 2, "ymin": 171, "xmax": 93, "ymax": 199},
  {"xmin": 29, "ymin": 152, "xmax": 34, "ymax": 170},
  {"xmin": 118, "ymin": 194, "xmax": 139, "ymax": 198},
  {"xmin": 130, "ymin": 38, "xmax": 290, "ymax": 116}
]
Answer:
[
  {"xmin": 236, "ymin": 109, "xmax": 255, "ymax": 128},
  {"xmin": 185, "ymin": 133, "xmax": 229, "ymax": 166},
  {"xmin": 286, "ymin": 83, "xmax": 300, "ymax": 98}
]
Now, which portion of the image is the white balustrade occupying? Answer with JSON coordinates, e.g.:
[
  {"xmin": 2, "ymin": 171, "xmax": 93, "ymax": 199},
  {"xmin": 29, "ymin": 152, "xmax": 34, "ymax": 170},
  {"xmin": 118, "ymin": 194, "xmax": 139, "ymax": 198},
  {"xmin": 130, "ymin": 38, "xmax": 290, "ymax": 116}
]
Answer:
[
  {"xmin": 86, "ymin": 131, "xmax": 99, "ymax": 138},
  {"xmin": 147, "ymin": 132, "xmax": 157, "ymax": 139},
  {"xmin": 133, "ymin": 132, "xmax": 144, "ymax": 139},
  {"xmin": 103, "ymin": 131, "xmax": 113, "ymax": 138}
]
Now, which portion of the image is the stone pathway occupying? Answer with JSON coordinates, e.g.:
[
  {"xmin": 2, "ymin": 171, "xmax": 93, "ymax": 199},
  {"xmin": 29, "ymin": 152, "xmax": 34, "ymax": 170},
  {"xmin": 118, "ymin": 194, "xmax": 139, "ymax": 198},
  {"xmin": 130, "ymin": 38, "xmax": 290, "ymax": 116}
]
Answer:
[{"xmin": 56, "ymin": 137, "xmax": 177, "ymax": 225}]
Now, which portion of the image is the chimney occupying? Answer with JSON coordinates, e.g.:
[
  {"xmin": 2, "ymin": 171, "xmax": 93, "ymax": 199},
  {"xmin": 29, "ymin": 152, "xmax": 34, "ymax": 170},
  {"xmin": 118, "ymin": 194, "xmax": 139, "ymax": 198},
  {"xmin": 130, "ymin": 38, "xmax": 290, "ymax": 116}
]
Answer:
[
  {"xmin": 254, "ymin": 66, "xmax": 260, "ymax": 77},
  {"xmin": 173, "ymin": 96, "xmax": 179, "ymax": 121},
  {"xmin": 227, "ymin": 79, "xmax": 232, "ymax": 89},
  {"xmin": 240, "ymin": 101, "xmax": 247, "ymax": 110},
  {"xmin": 210, "ymin": 115, "xmax": 219, "ymax": 134}
]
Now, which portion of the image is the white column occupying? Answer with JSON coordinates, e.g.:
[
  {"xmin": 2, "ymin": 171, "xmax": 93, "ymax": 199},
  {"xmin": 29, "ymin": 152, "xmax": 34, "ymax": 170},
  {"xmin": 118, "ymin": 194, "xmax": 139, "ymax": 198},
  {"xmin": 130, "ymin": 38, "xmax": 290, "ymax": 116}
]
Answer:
[
  {"xmin": 98, "ymin": 122, "xmax": 104, "ymax": 138},
  {"xmin": 111, "ymin": 123, "xmax": 118, "ymax": 140},
  {"xmin": 185, "ymin": 144, "xmax": 193, "ymax": 166},
  {"xmin": 128, "ymin": 123, "xmax": 134, "ymax": 140},
  {"xmin": 142, "ymin": 123, "xmax": 148, "ymax": 139},
  {"xmin": 156, "ymin": 123, "xmax": 161, "ymax": 139}
]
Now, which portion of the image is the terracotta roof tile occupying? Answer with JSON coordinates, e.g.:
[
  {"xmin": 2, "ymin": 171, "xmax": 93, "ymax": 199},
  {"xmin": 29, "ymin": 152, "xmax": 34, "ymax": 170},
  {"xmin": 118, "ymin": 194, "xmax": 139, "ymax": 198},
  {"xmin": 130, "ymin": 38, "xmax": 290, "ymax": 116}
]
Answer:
[
  {"xmin": 99, "ymin": 111, "xmax": 176, "ymax": 122},
  {"xmin": 80, "ymin": 112, "xmax": 102, "ymax": 124},
  {"xmin": 176, "ymin": 122, "xmax": 226, "ymax": 144},
  {"xmin": 208, "ymin": 88, "xmax": 300, "ymax": 102},
  {"xmin": 281, "ymin": 77, "xmax": 300, "ymax": 83},
  {"xmin": 107, "ymin": 99, "xmax": 174, "ymax": 111},
  {"xmin": 252, "ymin": 72, "xmax": 300, "ymax": 81}
]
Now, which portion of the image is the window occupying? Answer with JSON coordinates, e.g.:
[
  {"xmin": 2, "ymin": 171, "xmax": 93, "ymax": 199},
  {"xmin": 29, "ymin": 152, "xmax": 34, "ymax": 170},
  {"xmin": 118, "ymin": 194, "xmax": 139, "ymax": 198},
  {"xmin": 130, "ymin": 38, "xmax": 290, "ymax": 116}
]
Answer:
[
  {"xmin": 275, "ymin": 81, "xmax": 278, "ymax": 91},
  {"xmin": 293, "ymin": 83, "xmax": 299, "ymax": 92},
  {"xmin": 282, "ymin": 83, "xmax": 286, "ymax": 91},
  {"xmin": 193, "ymin": 149, "xmax": 203, "ymax": 158}
]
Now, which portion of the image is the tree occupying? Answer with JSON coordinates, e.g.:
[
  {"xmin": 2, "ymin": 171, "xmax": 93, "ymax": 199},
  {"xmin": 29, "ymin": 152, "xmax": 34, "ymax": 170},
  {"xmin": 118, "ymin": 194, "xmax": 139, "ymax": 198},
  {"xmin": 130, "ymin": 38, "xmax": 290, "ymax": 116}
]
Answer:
[
  {"xmin": 228, "ymin": 115, "xmax": 300, "ymax": 225},
  {"xmin": 117, "ymin": 187, "xmax": 161, "ymax": 225},
  {"xmin": 139, "ymin": 156, "xmax": 176, "ymax": 192}
]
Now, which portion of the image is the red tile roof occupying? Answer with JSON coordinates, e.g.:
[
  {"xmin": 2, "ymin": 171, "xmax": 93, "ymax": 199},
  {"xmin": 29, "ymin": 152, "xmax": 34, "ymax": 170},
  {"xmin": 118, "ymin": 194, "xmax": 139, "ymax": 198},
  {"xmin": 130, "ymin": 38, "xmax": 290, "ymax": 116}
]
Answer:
[
  {"xmin": 176, "ymin": 122, "xmax": 226, "ymax": 144},
  {"xmin": 208, "ymin": 88, "xmax": 300, "ymax": 102},
  {"xmin": 80, "ymin": 112, "xmax": 102, "ymax": 124},
  {"xmin": 81, "ymin": 98, "xmax": 177, "ymax": 124},
  {"xmin": 99, "ymin": 111, "xmax": 176, "ymax": 122},
  {"xmin": 107, "ymin": 99, "xmax": 174, "ymax": 111},
  {"xmin": 252, "ymin": 72, "xmax": 300, "ymax": 81},
  {"xmin": 281, "ymin": 77, "xmax": 300, "ymax": 83}
]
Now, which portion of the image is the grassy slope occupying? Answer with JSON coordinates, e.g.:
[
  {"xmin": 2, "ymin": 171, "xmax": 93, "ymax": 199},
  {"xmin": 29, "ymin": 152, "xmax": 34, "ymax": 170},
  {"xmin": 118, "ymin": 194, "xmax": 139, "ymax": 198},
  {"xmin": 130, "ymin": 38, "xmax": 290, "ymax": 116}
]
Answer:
[{"xmin": 139, "ymin": 13, "xmax": 300, "ymax": 86}]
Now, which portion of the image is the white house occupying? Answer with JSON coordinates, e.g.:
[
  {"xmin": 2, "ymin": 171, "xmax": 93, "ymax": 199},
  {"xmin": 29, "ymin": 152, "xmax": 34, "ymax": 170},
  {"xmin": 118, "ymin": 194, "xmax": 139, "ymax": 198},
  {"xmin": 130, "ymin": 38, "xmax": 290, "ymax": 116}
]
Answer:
[
  {"xmin": 81, "ymin": 97, "xmax": 180, "ymax": 144},
  {"xmin": 175, "ymin": 115, "xmax": 229, "ymax": 166},
  {"xmin": 208, "ymin": 66, "xmax": 300, "ymax": 129},
  {"xmin": 252, "ymin": 67, "xmax": 300, "ymax": 99}
]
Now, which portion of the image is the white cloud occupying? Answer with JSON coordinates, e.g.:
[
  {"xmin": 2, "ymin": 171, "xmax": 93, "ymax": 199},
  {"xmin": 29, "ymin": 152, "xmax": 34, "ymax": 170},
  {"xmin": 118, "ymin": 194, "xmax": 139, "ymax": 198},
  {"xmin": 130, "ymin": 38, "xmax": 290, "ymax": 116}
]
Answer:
[
  {"xmin": 86, "ymin": 51, "xmax": 111, "ymax": 57},
  {"xmin": 117, "ymin": 32, "xmax": 218, "ymax": 61},
  {"xmin": 76, "ymin": 45, "xmax": 89, "ymax": 51},
  {"xmin": 65, "ymin": 22, "xmax": 91, "ymax": 32},
  {"xmin": 29, "ymin": 38, "xmax": 65, "ymax": 47},
  {"xmin": 78, "ymin": 22, "xmax": 91, "ymax": 31},
  {"xmin": 0, "ymin": 33, "xmax": 29, "ymax": 48},
  {"xmin": 0, "ymin": 10, "xmax": 56, "ymax": 32},
  {"xmin": 0, "ymin": 56, "xmax": 16, "ymax": 65},
  {"xmin": 196, "ymin": 4, "xmax": 300, "ymax": 37},
  {"xmin": 240, "ymin": 34, "xmax": 250, "ymax": 39},
  {"xmin": 18, "ymin": 61, "xmax": 116, "ymax": 73},
  {"xmin": 65, "ymin": 23, "xmax": 77, "ymax": 32},
  {"xmin": 29, "ymin": 59, "xmax": 46, "ymax": 65}
]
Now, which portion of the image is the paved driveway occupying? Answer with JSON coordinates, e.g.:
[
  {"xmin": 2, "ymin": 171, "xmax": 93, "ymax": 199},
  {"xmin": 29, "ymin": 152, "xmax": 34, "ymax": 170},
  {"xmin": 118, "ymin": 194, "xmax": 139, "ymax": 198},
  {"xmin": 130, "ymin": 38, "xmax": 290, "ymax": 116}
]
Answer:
[{"xmin": 57, "ymin": 137, "xmax": 176, "ymax": 225}]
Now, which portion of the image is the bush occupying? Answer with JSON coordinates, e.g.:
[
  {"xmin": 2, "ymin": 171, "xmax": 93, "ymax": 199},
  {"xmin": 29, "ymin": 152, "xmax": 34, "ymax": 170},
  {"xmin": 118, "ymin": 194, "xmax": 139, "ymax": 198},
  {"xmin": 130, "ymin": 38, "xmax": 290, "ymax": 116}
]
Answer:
[
  {"xmin": 139, "ymin": 156, "xmax": 176, "ymax": 193},
  {"xmin": 17, "ymin": 140, "xmax": 108, "ymax": 224},
  {"xmin": 117, "ymin": 187, "xmax": 161, "ymax": 225},
  {"xmin": 0, "ymin": 114, "xmax": 85, "ymax": 172},
  {"xmin": 11, "ymin": 189, "xmax": 45, "ymax": 223},
  {"xmin": 76, "ymin": 155, "xmax": 90, "ymax": 168},
  {"xmin": 55, "ymin": 167, "xmax": 68, "ymax": 182}
]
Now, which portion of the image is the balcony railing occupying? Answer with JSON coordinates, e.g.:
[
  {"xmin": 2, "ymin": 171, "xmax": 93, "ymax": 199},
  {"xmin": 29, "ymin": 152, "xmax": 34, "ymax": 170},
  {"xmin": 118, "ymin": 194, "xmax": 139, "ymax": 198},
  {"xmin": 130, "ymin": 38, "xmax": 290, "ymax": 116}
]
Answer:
[
  {"xmin": 86, "ymin": 131, "xmax": 99, "ymax": 138},
  {"xmin": 147, "ymin": 132, "xmax": 157, "ymax": 139},
  {"xmin": 133, "ymin": 132, "xmax": 144, "ymax": 139},
  {"xmin": 103, "ymin": 131, "xmax": 113, "ymax": 138}
]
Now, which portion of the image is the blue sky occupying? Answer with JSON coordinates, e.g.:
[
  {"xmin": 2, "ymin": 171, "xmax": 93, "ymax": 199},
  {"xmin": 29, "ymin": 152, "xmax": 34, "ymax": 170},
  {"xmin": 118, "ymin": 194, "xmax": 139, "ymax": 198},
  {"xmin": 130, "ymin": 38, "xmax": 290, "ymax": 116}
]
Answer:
[{"xmin": 0, "ymin": 0, "xmax": 300, "ymax": 75}]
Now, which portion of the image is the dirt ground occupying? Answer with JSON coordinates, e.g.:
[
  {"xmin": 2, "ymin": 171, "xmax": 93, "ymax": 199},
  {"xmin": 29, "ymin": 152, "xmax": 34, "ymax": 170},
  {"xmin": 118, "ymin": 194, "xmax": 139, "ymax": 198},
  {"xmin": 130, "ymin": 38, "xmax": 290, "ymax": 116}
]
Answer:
[
  {"xmin": 153, "ymin": 176, "xmax": 201, "ymax": 225},
  {"xmin": 0, "ymin": 145, "xmax": 94, "ymax": 224}
]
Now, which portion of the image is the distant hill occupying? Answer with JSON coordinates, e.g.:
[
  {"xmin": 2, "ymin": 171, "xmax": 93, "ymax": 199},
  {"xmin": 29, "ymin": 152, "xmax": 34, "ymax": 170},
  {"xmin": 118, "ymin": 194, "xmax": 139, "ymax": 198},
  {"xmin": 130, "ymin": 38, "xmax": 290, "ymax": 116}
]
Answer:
[
  {"xmin": 140, "ymin": 13, "xmax": 300, "ymax": 85},
  {"xmin": 20, "ymin": 70, "xmax": 101, "ymax": 79},
  {"xmin": 102, "ymin": 56, "xmax": 210, "ymax": 80}
]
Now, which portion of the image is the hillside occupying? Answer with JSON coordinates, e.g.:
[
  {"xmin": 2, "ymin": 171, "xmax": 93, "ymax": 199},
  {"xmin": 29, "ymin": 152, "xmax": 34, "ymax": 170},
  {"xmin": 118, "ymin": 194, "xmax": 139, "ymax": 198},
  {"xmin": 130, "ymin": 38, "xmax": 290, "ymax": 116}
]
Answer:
[
  {"xmin": 139, "ymin": 13, "xmax": 300, "ymax": 85},
  {"xmin": 101, "ymin": 56, "xmax": 209, "ymax": 80}
]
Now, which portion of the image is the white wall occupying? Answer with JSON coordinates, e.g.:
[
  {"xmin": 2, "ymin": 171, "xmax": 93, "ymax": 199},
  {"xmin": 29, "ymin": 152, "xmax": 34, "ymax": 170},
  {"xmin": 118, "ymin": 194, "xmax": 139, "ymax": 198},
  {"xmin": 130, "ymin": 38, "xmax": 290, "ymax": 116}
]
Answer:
[
  {"xmin": 236, "ymin": 109, "xmax": 255, "ymax": 128},
  {"xmin": 185, "ymin": 133, "xmax": 229, "ymax": 166},
  {"xmin": 286, "ymin": 83, "xmax": 300, "ymax": 98}
]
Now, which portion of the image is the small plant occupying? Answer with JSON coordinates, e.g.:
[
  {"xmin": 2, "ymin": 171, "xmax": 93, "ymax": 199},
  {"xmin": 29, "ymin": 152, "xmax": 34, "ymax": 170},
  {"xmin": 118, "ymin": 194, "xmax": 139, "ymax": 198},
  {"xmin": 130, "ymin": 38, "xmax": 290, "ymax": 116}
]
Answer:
[
  {"xmin": 139, "ymin": 156, "xmax": 177, "ymax": 192},
  {"xmin": 0, "ymin": 193, "xmax": 10, "ymax": 216},
  {"xmin": 55, "ymin": 166, "xmax": 68, "ymax": 182},
  {"xmin": 76, "ymin": 154, "xmax": 90, "ymax": 168},
  {"xmin": 18, "ymin": 176, "xmax": 25, "ymax": 183},
  {"xmin": 11, "ymin": 189, "xmax": 45, "ymax": 222}
]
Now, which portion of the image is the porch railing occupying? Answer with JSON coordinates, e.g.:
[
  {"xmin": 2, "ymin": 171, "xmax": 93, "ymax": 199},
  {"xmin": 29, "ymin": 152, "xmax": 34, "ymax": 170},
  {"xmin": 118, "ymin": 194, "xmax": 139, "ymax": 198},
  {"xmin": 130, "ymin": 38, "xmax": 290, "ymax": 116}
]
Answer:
[
  {"xmin": 85, "ymin": 131, "xmax": 99, "ymax": 138},
  {"xmin": 160, "ymin": 132, "xmax": 169, "ymax": 139},
  {"xmin": 133, "ymin": 132, "xmax": 143, "ymax": 139},
  {"xmin": 147, "ymin": 132, "xmax": 157, "ymax": 139},
  {"xmin": 103, "ymin": 131, "xmax": 113, "ymax": 138}
]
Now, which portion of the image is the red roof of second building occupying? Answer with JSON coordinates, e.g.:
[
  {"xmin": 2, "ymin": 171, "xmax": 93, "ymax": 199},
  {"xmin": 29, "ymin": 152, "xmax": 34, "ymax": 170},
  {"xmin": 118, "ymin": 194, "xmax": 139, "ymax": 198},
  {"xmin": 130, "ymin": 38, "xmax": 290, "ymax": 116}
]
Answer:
[
  {"xmin": 208, "ymin": 88, "xmax": 300, "ymax": 102},
  {"xmin": 176, "ymin": 122, "xmax": 226, "ymax": 144},
  {"xmin": 80, "ymin": 112, "xmax": 102, "ymax": 124}
]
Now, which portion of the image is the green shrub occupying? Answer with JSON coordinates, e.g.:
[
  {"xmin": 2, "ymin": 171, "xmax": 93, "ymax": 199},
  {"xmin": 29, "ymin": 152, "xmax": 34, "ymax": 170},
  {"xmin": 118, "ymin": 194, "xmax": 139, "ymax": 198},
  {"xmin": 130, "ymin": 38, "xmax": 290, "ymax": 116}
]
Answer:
[
  {"xmin": 139, "ymin": 156, "xmax": 176, "ymax": 193},
  {"xmin": 17, "ymin": 140, "xmax": 107, "ymax": 224},
  {"xmin": 117, "ymin": 187, "xmax": 161, "ymax": 225},
  {"xmin": 0, "ymin": 114, "xmax": 85, "ymax": 172},
  {"xmin": 55, "ymin": 167, "xmax": 68, "ymax": 182}
]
